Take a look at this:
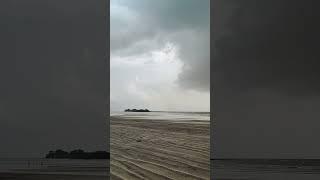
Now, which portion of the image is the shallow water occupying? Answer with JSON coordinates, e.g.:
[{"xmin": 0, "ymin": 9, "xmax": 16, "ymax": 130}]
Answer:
[
  {"xmin": 111, "ymin": 111, "xmax": 210, "ymax": 122},
  {"xmin": 0, "ymin": 158, "xmax": 109, "ymax": 176},
  {"xmin": 212, "ymin": 159, "xmax": 320, "ymax": 180}
]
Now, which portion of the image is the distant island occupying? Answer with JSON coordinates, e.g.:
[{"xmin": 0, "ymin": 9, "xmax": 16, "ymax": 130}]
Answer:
[
  {"xmin": 45, "ymin": 149, "xmax": 109, "ymax": 159},
  {"xmin": 125, "ymin": 109, "xmax": 150, "ymax": 112}
]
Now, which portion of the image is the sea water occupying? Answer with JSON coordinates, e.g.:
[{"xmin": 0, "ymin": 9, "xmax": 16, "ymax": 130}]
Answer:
[
  {"xmin": 111, "ymin": 111, "xmax": 210, "ymax": 122},
  {"xmin": 0, "ymin": 158, "xmax": 108, "ymax": 176},
  {"xmin": 212, "ymin": 159, "xmax": 320, "ymax": 180}
]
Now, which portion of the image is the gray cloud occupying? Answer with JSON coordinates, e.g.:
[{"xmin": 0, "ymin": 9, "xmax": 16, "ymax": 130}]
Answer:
[
  {"xmin": 119, "ymin": 0, "xmax": 210, "ymax": 30},
  {"xmin": 213, "ymin": 0, "xmax": 320, "ymax": 95},
  {"xmin": 171, "ymin": 30, "xmax": 210, "ymax": 91},
  {"xmin": 111, "ymin": 0, "xmax": 210, "ymax": 92},
  {"xmin": 212, "ymin": 0, "xmax": 320, "ymax": 158},
  {"xmin": 0, "ymin": 0, "xmax": 107, "ymax": 157}
]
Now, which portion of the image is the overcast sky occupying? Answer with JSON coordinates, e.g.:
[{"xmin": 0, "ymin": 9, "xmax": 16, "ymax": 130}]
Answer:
[
  {"xmin": 212, "ymin": 0, "xmax": 320, "ymax": 159},
  {"xmin": 0, "ymin": 0, "xmax": 107, "ymax": 158},
  {"xmin": 110, "ymin": 0, "xmax": 210, "ymax": 112}
]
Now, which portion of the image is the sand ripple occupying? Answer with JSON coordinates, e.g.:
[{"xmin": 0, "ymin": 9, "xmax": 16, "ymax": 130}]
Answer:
[{"xmin": 110, "ymin": 116, "xmax": 210, "ymax": 180}]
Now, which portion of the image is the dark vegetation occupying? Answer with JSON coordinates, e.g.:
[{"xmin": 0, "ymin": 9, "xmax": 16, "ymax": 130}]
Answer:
[
  {"xmin": 45, "ymin": 149, "xmax": 109, "ymax": 159},
  {"xmin": 124, "ymin": 109, "xmax": 150, "ymax": 112}
]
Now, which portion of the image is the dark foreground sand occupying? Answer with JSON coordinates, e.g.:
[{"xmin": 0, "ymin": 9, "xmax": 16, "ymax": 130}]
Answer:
[
  {"xmin": 0, "ymin": 173, "xmax": 108, "ymax": 180},
  {"xmin": 110, "ymin": 116, "xmax": 210, "ymax": 180}
]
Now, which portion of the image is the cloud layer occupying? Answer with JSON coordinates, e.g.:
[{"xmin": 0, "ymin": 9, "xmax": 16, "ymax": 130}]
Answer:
[
  {"xmin": 212, "ymin": 0, "xmax": 320, "ymax": 158},
  {"xmin": 0, "ymin": 0, "xmax": 107, "ymax": 157},
  {"xmin": 111, "ymin": 0, "xmax": 210, "ymax": 111},
  {"xmin": 213, "ymin": 0, "xmax": 320, "ymax": 95}
]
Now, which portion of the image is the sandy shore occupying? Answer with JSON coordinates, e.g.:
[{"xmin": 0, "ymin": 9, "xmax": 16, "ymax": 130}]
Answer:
[
  {"xmin": 0, "ymin": 173, "xmax": 108, "ymax": 180},
  {"xmin": 110, "ymin": 116, "xmax": 210, "ymax": 180}
]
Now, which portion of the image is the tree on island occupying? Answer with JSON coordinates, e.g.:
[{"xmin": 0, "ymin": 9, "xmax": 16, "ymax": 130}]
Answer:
[
  {"xmin": 45, "ymin": 149, "xmax": 69, "ymax": 159},
  {"xmin": 125, "ymin": 108, "xmax": 150, "ymax": 112},
  {"xmin": 45, "ymin": 149, "xmax": 110, "ymax": 159}
]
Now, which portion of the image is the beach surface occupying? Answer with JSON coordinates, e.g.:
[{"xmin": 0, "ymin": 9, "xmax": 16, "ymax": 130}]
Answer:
[
  {"xmin": 110, "ymin": 114, "xmax": 210, "ymax": 180},
  {"xmin": 0, "ymin": 173, "xmax": 108, "ymax": 180}
]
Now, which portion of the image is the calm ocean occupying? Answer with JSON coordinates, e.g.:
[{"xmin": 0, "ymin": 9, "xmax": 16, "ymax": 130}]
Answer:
[
  {"xmin": 212, "ymin": 159, "xmax": 320, "ymax": 180},
  {"xmin": 111, "ymin": 111, "xmax": 210, "ymax": 122},
  {"xmin": 0, "ymin": 158, "xmax": 108, "ymax": 176}
]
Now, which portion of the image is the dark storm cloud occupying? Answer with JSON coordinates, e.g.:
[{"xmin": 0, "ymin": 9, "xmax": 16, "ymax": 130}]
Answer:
[
  {"xmin": 0, "ymin": 0, "xmax": 107, "ymax": 157},
  {"xmin": 117, "ymin": 0, "xmax": 209, "ymax": 30},
  {"xmin": 212, "ymin": 0, "xmax": 320, "ymax": 158},
  {"xmin": 111, "ymin": 0, "xmax": 210, "ymax": 92},
  {"xmin": 214, "ymin": 0, "xmax": 320, "ymax": 96}
]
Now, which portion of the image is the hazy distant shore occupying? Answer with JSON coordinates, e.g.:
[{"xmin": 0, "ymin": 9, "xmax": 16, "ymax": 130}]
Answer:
[{"xmin": 110, "ymin": 115, "xmax": 210, "ymax": 180}]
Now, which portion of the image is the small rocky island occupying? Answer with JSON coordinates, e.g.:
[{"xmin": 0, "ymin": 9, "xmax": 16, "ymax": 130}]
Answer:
[
  {"xmin": 125, "ymin": 108, "xmax": 150, "ymax": 112},
  {"xmin": 45, "ymin": 149, "xmax": 109, "ymax": 159}
]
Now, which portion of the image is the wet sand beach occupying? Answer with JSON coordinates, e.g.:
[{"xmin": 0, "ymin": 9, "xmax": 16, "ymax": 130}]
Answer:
[
  {"xmin": 0, "ymin": 173, "xmax": 108, "ymax": 180},
  {"xmin": 110, "ymin": 115, "xmax": 210, "ymax": 180}
]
